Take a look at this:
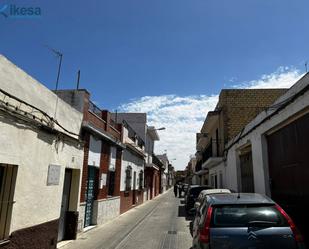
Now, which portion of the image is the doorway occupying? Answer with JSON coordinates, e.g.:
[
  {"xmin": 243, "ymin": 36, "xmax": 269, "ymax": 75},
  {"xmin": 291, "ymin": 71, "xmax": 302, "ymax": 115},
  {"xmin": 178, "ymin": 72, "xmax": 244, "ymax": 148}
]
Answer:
[
  {"xmin": 58, "ymin": 169, "xmax": 72, "ymax": 242},
  {"xmin": 84, "ymin": 166, "xmax": 98, "ymax": 227},
  {"xmin": 0, "ymin": 164, "xmax": 17, "ymax": 240},
  {"xmin": 239, "ymin": 150, "xmax": 254, "ymax": 192},
  {"xmin": 132, "ymin": 171, "xmax": 136, "ymax": 205}
]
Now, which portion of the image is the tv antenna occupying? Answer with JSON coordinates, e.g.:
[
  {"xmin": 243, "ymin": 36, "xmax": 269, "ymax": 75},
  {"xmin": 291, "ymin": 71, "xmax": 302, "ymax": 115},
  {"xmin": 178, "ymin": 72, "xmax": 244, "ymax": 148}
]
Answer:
[
  {"xmin": 45, "ymin": 45, "xmax": 63, "ymax": 119},
  {"xmin": 45, "ymin": 45, "xmax": 63, "ymax": 90},
  {"xmin": 305, "ymin": 62, "xmax": 308, "ymax": 73}
]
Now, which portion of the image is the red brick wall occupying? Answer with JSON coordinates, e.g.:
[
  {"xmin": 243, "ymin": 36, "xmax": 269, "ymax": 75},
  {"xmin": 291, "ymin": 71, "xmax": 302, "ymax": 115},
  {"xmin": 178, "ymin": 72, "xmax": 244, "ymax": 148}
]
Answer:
[
  {"xmin": 119, "ymin": 190, "xmax": 144, "ymax": 214},
  {"xmin": 2, "ymin": 220, "xmax": 59, "ymax": 249},
  {"xmin": 144, "ymin": 169, "xmax": 153, "ymax": 199},
  {"xmin": 144, "ymin": 168, "xmax": 160, "ymax": 199},
  {"xmin": 80, "ymin": 92, "xmax": 123, "ymax": 203},
  {"xmin": 88, "ymin": 112, "xmax": 107, "ymax": 131},
  {"xmin": 97, "ymin": 142, "xmax": 110, "ymax": 199},
  {"xmin": 102, "ymin": 110, "xmax": 122, "ymax": 140},
  {"xmin": 114, "ymin": 149, "xmax": 122, "ymax": 196},
  {"xmin": 154, "ymin": 171, "xmax": 160, "ymax": 197}
]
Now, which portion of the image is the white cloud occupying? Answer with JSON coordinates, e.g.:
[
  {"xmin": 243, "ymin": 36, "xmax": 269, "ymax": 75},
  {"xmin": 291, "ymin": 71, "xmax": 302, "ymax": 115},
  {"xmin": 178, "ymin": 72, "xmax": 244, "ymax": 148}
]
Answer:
[
  {"xmin": 233, "ymin": 66, "xmax": 303, "ymax": 89},
  {"xmin": 118, "ymin": 67, "xmax": 303, "ymax": 170},
  {"xmin": 119, "ymin": 95, "xmax": 219, "ymax": 170}
]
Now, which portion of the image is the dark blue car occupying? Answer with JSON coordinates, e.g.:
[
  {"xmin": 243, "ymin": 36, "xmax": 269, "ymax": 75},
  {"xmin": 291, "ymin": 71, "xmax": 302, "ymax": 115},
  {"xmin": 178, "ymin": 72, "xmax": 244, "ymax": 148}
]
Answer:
[{"xmin": 192, "ymin": 193, "xmax": 306, "ymax": 249}]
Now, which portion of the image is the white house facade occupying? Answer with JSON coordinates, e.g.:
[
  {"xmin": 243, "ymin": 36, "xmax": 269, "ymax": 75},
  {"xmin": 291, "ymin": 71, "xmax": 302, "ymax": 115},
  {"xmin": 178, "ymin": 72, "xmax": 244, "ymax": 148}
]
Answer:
[{"xmin": 0, "ymin": 55, "xmax": 84, "ymax": 249}]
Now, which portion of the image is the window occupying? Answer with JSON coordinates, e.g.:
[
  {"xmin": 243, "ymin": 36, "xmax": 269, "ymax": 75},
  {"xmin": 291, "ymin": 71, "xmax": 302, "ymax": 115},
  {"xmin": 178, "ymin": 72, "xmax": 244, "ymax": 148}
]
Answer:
[
  {"xmin": 125, "ymin": 166, "xmax": 132, "ymax": 191},
  {"xmin": 212, "ymin": 205, "xmax": 288, "ymax": 227},
  {"xmin": 107, "ymin": 147, "xmax": 117, "ymax": 196},
  {"xmin": 107, "ymin": 171, "xmax": 115, "ymax": 196},
  {"xmin": 109, "ymin": 147, "xmax": 117, "ymax": 172},
  {"xmin": 0, "ymin": 164, "xmax": 17, "ymax": 240},
  {"xmin": 138, "ymin": 170, "xmax": 144, "ymax": 189}
]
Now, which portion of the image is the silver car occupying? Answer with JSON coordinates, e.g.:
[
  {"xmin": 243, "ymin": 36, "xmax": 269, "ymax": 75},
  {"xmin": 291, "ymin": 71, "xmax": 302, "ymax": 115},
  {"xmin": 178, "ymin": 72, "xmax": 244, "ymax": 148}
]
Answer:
[{"xmin": 192, "ymin": 193, "xmax": 306, "ymax": 249}]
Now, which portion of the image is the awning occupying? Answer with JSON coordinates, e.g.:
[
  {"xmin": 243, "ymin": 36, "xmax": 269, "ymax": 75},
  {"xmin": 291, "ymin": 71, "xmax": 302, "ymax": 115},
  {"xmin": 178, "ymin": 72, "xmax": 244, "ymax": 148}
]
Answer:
[
  {"xmin": 202, "ymin": 157, "xmax": 223, "ymax": 170},
  {"xmin": 145, "ymin": 163, "xmax": 159, "ymax": 171},
  {"xmin": 125, "ymin": 143, "xmax": 146, "ymax": 158},
  {"xmin": 195, "ymin": 169, "xmax": 208, "ymax": 176},
  {"xmin": 82, "ymin": 121, "xmax": 125, "ymax": 149}
]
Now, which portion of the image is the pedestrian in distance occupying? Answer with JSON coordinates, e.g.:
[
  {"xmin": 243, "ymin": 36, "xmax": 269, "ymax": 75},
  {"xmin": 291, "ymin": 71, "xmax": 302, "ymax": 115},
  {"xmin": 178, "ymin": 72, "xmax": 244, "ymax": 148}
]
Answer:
[{"xmin": 173, "ymin": 184, "xmax": 178, "ymax": 197}]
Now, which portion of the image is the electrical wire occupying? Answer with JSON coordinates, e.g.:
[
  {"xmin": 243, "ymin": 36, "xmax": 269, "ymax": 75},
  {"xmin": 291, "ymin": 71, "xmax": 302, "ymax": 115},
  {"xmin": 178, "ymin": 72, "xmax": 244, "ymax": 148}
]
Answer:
[{"xmin": 0, "ymin": 87, "xmax": 80, "ymax": 137}]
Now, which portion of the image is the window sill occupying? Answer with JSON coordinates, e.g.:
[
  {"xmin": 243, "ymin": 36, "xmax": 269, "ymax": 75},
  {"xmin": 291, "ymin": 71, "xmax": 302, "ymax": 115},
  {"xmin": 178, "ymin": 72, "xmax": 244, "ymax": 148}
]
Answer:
[
  {"xmin": 106, "ymin": 196, "xmax": 120, "ymax": 200},
  {"xmin": 0, "ymin": 240, "xmax": 10, "ymax": 246}
]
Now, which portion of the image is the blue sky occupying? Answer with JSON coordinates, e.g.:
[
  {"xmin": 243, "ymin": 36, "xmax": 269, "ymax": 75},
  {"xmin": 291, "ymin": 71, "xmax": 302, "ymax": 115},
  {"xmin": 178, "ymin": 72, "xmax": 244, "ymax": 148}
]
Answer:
[{"xmin": 0, "ymin": 0, "xmax": 308, "ymax": 169}]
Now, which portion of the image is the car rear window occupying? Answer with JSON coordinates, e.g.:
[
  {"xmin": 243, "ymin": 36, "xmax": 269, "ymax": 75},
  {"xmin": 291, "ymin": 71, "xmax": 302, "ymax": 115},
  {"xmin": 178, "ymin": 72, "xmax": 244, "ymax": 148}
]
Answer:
[
  {"xmin": 190, "ymin": 187, "xmax": 211, "ymax": 197},
  {"xmin": 212, "ymin": 205, "xmax": 288, "ymax": 227}
]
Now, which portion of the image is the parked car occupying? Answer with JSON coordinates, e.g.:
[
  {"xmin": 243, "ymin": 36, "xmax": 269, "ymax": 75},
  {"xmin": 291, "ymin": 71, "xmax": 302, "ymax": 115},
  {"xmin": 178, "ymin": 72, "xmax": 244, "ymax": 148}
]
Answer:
[
  {"xmin": 194, "ymin": 189, "xmax": 231, "ymax": 210},
  {"xmin": 181, "ymin": 183, "xmax": 189, "ymax": 197},
  {"xmin": 185, "ymin": 185, "xmax": 212, "ymax": 213},
  {"xmin": 191, "ymin": 193, "xmax": 306, "ymax": 249},
  {"xmin": 183, "ymin": 184, "xmax": 199, "ymax": 200}
]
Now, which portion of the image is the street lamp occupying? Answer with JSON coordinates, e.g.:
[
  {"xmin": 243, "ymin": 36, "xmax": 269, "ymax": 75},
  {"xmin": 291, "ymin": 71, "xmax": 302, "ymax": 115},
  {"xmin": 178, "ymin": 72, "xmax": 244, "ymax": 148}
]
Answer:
[{"xmin": 155, "ymin": 127, "xmax": 166, "ymax": 131}]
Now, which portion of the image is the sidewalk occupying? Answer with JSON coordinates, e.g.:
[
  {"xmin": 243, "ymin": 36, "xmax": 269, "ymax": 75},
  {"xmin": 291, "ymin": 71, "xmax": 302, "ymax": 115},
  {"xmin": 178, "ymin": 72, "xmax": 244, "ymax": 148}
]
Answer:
[{"xmin": 59, "ymin": 189, "xmax": 176, "ymax": 249}]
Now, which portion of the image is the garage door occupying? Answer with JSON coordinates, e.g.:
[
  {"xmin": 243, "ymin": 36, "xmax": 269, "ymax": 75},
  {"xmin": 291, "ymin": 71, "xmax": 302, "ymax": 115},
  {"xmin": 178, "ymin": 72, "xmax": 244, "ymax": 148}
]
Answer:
[{"xmin": 267, "ymin": 112, "xmax": 309, "ymax": 245}]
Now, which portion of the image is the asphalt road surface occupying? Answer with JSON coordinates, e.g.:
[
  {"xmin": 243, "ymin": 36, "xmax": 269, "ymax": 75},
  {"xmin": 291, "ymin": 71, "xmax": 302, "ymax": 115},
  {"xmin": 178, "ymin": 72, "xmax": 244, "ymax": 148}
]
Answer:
[{"xmin": 61, "ymin": 190, "xmax": 192, "ymax": 249}]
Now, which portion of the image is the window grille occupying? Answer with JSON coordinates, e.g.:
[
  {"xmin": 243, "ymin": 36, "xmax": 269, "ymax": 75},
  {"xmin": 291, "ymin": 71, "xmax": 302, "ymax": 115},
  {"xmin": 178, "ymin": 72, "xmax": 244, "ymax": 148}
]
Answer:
[
  {"xmin": 125, "ymin": 166, "xmax": 132, "ymax": 191},
  {"xmin": 139, "ymin": 170, "xmax": 144, "ymax": 189}
]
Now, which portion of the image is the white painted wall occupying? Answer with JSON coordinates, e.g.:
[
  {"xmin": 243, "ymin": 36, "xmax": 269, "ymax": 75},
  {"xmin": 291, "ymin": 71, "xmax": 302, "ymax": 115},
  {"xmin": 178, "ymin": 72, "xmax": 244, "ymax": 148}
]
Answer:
[
  {"xmin": 0, "ymin": 55, "xmax": 84, "ymax": 233},
  {"xmin": 121, "ymin": 149, "xmax": 144, "ymax": 191},
  {"xmin": 0, "ymin": 55, "xmax": 82, "ymax": 137},
  {"xmin": 0, "ymin": 106, "xmax": 83, "ymax": 233},
  {"xmin": 225, "ymin": 150, "xmax": 239, "ymax": 192},
  {"xmin": 88, "ymin": 135, "xmax": 102, "ymax": 167},
  {"xmin": 208, "ymin": 162, "xmax": 226, "ymax": 188},
  {"xmin": 226, "ymin": 74, "xmax": 309, "ymax": 195}
]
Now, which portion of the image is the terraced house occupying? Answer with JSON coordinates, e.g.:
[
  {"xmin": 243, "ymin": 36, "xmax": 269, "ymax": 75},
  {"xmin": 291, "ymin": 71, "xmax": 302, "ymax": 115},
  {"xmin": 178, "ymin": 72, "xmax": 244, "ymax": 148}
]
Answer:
[
  {"xmin": 195, "ymin": 88, "xmax": 287, "ymax": 188},
  {"xmin": 225, "ymin": 73, "xmax": 309, "ymax": 243},
  {"xmin": 55, "ymin": 90, "xmax": 125, "ymax": 231},
  {"xmin": 119, "ymin": 120, "xmax": 146, "ymax": 213},
  {"xmin": 111, "ymin": 113, "xmax": 162, "ymax": 202},
  {"xmin": 0, "ymin": 55, "xmax": 84, "ymax": 248}
]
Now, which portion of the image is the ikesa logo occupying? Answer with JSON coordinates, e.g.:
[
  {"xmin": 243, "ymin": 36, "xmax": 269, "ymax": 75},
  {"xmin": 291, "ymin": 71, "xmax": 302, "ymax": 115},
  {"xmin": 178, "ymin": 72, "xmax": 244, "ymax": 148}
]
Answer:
[{"xmin": 0, "ymin": 4, "xmax": 41, "ymax": 18}]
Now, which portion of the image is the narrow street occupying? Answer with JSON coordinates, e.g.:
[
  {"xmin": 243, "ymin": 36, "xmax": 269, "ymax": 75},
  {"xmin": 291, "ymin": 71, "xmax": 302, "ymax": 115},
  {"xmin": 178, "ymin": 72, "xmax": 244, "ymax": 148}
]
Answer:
[{"xmin": 61, "ymin": 190, "xmax": 192, "ymax": 249}]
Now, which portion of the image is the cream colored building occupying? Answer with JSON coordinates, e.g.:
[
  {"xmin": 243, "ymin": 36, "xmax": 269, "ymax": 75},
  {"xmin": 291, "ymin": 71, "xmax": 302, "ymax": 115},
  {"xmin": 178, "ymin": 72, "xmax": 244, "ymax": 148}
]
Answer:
[{"xmin": 195, "ymin": 88, "xmax": 287, "ymax": 189}]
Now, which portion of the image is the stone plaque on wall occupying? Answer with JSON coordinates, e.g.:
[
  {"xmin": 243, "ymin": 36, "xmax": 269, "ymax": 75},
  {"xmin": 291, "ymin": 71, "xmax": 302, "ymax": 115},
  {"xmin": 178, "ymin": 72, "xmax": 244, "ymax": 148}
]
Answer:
[{"xmin": 47, "ymin": 164, "xmax": 61, "ymax": 185}]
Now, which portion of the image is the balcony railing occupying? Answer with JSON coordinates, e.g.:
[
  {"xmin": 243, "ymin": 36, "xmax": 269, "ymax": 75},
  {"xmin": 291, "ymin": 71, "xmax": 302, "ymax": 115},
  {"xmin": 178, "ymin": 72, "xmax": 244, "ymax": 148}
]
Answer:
[
  {"xmin": 202, "ymin": 143, "xmax": 213, "ymax": 163},
  {"xmin": 88, "ymin": 101, "xmax": 102, "ymax": 117}
]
